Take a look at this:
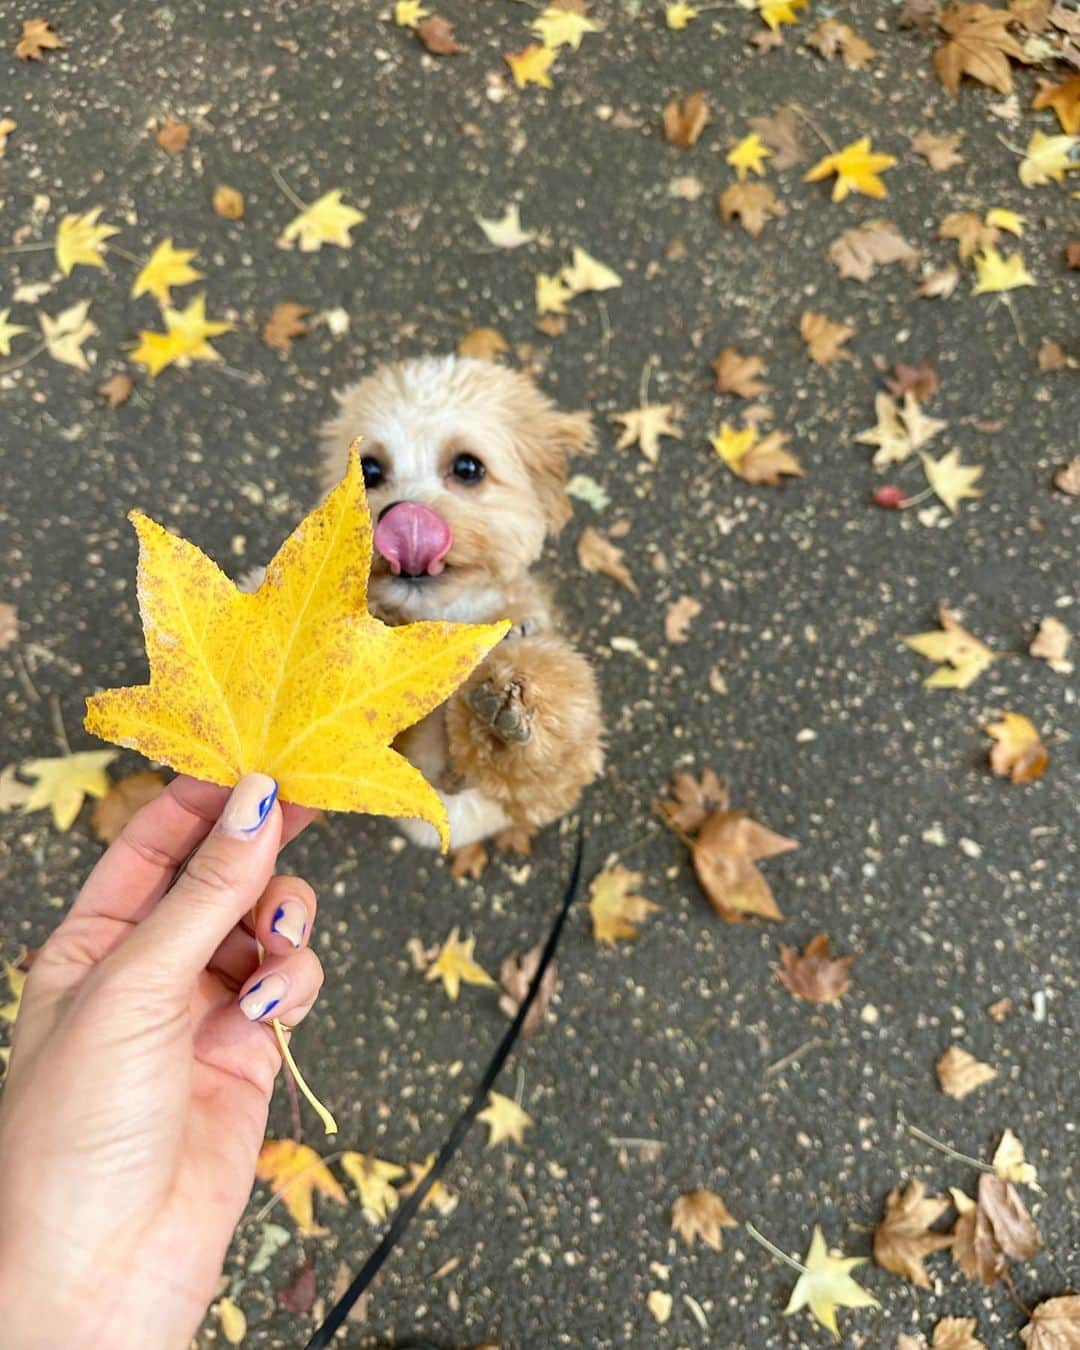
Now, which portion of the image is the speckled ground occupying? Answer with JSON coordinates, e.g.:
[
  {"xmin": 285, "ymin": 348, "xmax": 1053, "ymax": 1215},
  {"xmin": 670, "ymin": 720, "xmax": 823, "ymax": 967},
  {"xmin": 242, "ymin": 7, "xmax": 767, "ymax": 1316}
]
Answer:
[{"xmin": 1, "ymin": 2, "xmax": 1077, "ymax": 1347}]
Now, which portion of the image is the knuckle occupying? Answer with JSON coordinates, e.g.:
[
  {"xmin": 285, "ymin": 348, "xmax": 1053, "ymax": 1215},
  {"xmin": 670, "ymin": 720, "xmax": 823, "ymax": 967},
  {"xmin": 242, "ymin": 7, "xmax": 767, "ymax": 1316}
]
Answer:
[{"xmin": 180, "ymin": 848, "xmax": 242, "ymax": 899}]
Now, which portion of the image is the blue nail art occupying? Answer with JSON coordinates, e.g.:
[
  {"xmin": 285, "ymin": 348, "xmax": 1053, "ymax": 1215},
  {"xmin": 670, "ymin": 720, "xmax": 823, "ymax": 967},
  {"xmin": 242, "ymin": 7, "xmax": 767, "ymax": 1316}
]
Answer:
[
  {"xmin": 272, "ymin": 905, "xmax": 286, "ymax": 929},
  {"xmin": 261, "ymin": 997, "xmax": 281, "ymax": 1017},
  {"xmin": 253, "ymin": 783, "xmax": 278, "ymax": 830}
]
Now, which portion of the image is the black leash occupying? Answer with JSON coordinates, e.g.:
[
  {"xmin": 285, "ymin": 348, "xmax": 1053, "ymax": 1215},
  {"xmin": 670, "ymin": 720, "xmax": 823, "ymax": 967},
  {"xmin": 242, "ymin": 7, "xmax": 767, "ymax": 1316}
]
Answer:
[{"xmin": 304, "ymin": 825, "xmax": 586, "ymax": 1350}]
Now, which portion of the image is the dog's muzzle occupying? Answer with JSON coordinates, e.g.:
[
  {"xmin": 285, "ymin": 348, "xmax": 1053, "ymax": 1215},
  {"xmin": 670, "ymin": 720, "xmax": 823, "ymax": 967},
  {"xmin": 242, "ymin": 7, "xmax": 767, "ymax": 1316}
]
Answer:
[{"xmin": 373, "ymin": 501, "xmax": 453, "ymax": 578}]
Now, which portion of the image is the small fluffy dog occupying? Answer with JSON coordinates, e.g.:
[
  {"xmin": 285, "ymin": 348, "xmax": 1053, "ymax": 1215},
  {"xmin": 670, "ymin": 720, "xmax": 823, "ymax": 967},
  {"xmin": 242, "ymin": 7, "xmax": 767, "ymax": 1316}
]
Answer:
[{"xmin": 319, "ymin": 355, "xmax": 605, "ymax": 850}]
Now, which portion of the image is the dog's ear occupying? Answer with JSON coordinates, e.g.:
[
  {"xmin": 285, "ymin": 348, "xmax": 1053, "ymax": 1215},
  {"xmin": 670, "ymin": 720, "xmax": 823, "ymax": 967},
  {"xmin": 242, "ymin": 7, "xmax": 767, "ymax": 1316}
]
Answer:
[{"xmin": 515, "ymin": 404, "xmax": 596, "ymax": 533}]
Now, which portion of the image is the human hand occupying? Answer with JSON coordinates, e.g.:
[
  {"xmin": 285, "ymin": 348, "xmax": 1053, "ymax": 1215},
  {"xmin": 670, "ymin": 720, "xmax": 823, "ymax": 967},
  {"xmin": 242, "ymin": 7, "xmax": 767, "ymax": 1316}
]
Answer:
[{"xmin": 0, "ymin": 773, "xmax": 323, "ymax": 1350}]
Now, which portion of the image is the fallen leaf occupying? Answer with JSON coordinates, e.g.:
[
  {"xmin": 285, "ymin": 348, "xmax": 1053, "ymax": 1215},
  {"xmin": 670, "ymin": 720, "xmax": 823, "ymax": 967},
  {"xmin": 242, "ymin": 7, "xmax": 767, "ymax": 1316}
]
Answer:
[
  {"xmin": 668, "ymin": 173, "xmax": 704, "ymax": 200},
  {"xmin": 665, "ymin": 596, "xmax": 702, "ymax": 644},
  {"xmin": 458, "ymin": 327, "xmax": 508, "ymax": 361},
  {"xmin": 979, "ymin": 1172, "xmax": 1040, "ymax": 1260},
  {"xmin": 477, "ymin": 1090, "xmax": 533, "ymax": 1147},
  {"xmin": 255, "ymin": 1139, "xmax": 346, "ymax": 1235},
  {"xmin": 394, "ymin": 0, "xmax": 429, "ymax": 25},
  {"xmin": 921, "ymin": 449, "xmax": 983, "ymax": 513},
  {"xmin": 578, "ymin": 526, "xmax": 637, "ymax": 592},
  {"xmin": 785, "ymin": 1225, "xmax": 880, "ymax": 1340},
  {"xmin": 671, "ymin": 1188, "xmax": 737, "ymax": 1250},
  {"xmin": 949, "ymin": 1186, "xmax": 1001, "ymax": 1285},
  {"xmin": 566, "ymin": 473, "xmax": 609, "ymax": 510},
  {"xmin": 532, "ymin": 5, "xmax": 600, "ymax": 49},
  {"xmin": 806, "ymin": 19, "xmax": 877, "ymax": 67},
  {"xmin": 1029, "ymin": 616, "xmax": 1071, "ymax": 668},
  {"xmin": 262, "ymin": 301, "xmax": 310, "ymax": 352},
  {"xmin": 804, "ymin": 136, "xmax": 897, "ymax": 200},
  {"xmin": 248, "ymin": 1221, "xmax": 291, "ymax": 1275},
  {"xmin": 587, "ymin": 865, "xmax": 659, "ymax": 944},
  {"xmin": 933, "ymin": 1317, "xmax": 988, "ymax": 1349},
  {"xmin": 279, "ymin": 189, "xmax": 365, "ymax": 251},
  {"xmin": 131, "ymin": 294, "xmax": 233, "ymax": 377},
  {"xmin": 15, "ymin": 19, "xmax": 62, "ymax": 60},
  {"xmin": 829, "ymin": 220, "xmax": 919, "ymax": 281},
  {"xmin": 425, "ymin": 928, "xmax": 496, "ymax": 1000},
  {"xmin": 1054, "ymin": 457, "xmax": 1080, "ymax": 493},
  {"xmin": 340, "ymin": 1152, "xmax": 407, "ymax": 1224},
  {"xmin": 156, "ymin": 116, "xmax": 191, "ymax": 154},
  {"xmin": 940, "ymin": 210, "xmax": 999, "ymax": 260},
  {"xmin": 0, "ymin": 309, "xmax": 29, "ymax": 356},
  {"xmin": 561, "ymin": 246, "xmax": 621, "ymax": 294},
  {"xmin": 987, "ymin": 996, "xmax": 1013, "ymax": 1021},
  {"xmin": 917, "ymin": 265, "xmax": 961, "ymax": 298},
  {"xmin": 611, "ymin": 404, "xmax": 682, "ymax": 463},
  {"xmin": 131, "ymin": 240, "xmax": 202, "ymax": 306},
  {"xmin": 55, "ymin": 208, "xmax": 119, "ymax": 275},
  {"xmin": 1020, "ymin": 1296, "xmax": 1080, "ymax": 1348},
  {"xmin": 97, "ymin": 372, "xmax": 134, "ymax": 407},
  {"xmin": 719, "ymin": 182, "xmax": 783, "ymax": 236},
  {"xmin": 973, "ymin": 246, "xmax": 1035, "ymax": 293},
  {"xmin": 899, "ymin": 0, "xmax": 942, "ymax": 31},
  {"xmin": 1033, "ymin": 73, "xmax": 1080, "ymax": 132},
  {"xmin": 499, "ymin": 942, "xmax": 557, "ymax": 1035},
  {"xmin": 399, "ymin": 1154, "xmax": 457, "ymax": 1214},
  {"xmin": 655, "ymin": 767, "xmax": 729, "ymax": 833},
  {"xmin": 934, "ymin": 3, "xmax": 1027, "ymax": 94},
  {"xmin": 912, "ymin": 128, "xmax": 967, "ymax": 169},
  {"xmin": 277, "ymin": 1263, "xmax": 317, "ymax": 1314},
  {"xmin": 712, "ymin": 423, "xmax": 803, "ymax": 485},
  {"xmin": 692, "ymin": 805, "xmax": 797, "ymax": 923},
  {"xmin": 873, "ymin": 1179, "xmax": 954, "ymax": 1288},
  {"xmin": 986, "ymin": 712, "xmax": 1048, "ymax": 782},
  {"xmin": 504, "ymin": 43, "xmax": 557, "ymax": 88},
  {"xmin": 992, "ymin": 1127, "xmax": 1038, "ymax": 1185},
  {"xmin": 0, "ymin": 604, "xmax": 17, "ymax": 652},
  {"xmin": 663, "ymin": 91, "xmax": 709, "ymax": 148},
  {"xmin": 0, "ymin": 950, "xmax": 32, "ymax": 1023},
  {"xmin": 215, "ymin": 1297, "xmax": 247, "ymax": 1346},
  {"xmin": 13, "ymin": 749, "xmax": 117, "ymax": 831},
  {"xmin": 776, "ymin": 932, "xmax": 854, "ymax": 1003},
  {"xmin": 937, "ymin": 1045, "xmax": 998, "ymax": 1097},
  {"xmin": 727, "ymin": 132, "xmax": 772, "ymax": 180},
  {"xmin": 212, "ymin": 185, "xmax": 245, "ymax": 219},
  {"xmin": 886, "ymin": 359, "xmax": 940, "ymax": 401},
  {"xmin": 758, "ymin": 0, "xmax": 808, "ymax": 29},
  {"xmin": 903, "ymin": 608, "xmax": 996, "ymax": 688},
  {"xmin": 713, "ymin": 347, "xmax": 769, "ymax": 396},
  {"xmin": 1010, "ymin": 0, "xmax": 1052, "ymax": 33},
  {"xmin": 666, "ymin": 3, "xmax": 699, "ymax": 29},
  {"xmin": 84, "ymin": 450, "xmax": 506, "ymax": 846},
  {"xmin": 647, "ymin": 1290, "xmax": 673, "ymax": 1325},
  {"xmin": 476, "ymin": 203, "xmax": 535, "ymax": 249},
  {"xmin": 536, "ymin": 271, "xmax": 574, "ymax": 316},
  {"xmin": 0, "ymin": 766, "xmax": 32, "ymax": 814},
  {"xmin": 90, "ymin": 770, "xmax": 166, "ymax": 844},
  {"xmin": 416, "ymin": 15, "xmax": 462, "ymax": 54},
  {"xmin": 800, "ymin": 311, "xmax": 855, "ymax": 365},
  {"xmin": 1037, "ymin": 337, "xmax": 1075, "ymax": 371}
]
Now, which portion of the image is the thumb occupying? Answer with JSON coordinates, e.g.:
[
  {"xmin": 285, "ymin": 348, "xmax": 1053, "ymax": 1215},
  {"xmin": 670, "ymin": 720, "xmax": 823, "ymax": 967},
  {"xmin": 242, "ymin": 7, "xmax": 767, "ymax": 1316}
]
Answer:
[{"xmin": 119, "ymin": 773, "xmax": 282, "ymax": 986}]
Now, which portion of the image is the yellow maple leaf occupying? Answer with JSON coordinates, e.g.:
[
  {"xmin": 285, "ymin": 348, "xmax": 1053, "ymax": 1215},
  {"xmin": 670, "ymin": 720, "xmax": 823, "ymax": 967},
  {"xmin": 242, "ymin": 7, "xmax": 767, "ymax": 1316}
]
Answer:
[
  {"xmin": 712, "ymin": 423, "xmax": 803, "ymax": 484},
  {"xmin": 84, "ymin": 449, "xmax": 506, "ymax": 847},
  {"xmin": 1018, "ymin": 129, "xmax": 1080, "ymax": 187},
  {"xmin": 39, "ymin": 299, "xmax": 98, "ymax": 371},
  {"xmin": 784, "ymin": 1225, "xmax": 879, "ymax": 1340},
  {"xmin": 588, "ymin": 865, "xmax": 660, "ymax": 945},
  {"xmin": 476, "ymin": 203, "xmax": 536, "ymax": 249},
  {"xmin": 279, "ymin": 189, "xmax": 365, "ymax": 252},
  {"xmin": 903, "ymin": 609, "xmax": 995, "ymax": 689},
  {"xmin": 255, "ymin": 1138, "xmax": 346, "ymax": 1235},
  {"xmin": 536, "ymin": 270, "xmax": 574, "ymax": 315},
  {"xmin": 920, "ymin": 449, "xmax": 983, "ymax": 514},
  {"xmin": 561, "ymin": 246, "xmax": 622, "ymax": 294},
  {"xmin": 758, "ymin": 0, "xmax": 808, "ymax": 30},
  {"xmin": 16, "ymin": 749, "xmax": 117, "ymax": 831},
  {"xmin": 986, "ymin": 713, "xmax": 1049, "ymax": 783},
  {"xmin": 666, "ymin": 2, "xmax": 698, "ymax": 28},
  {"xmin": 985, "ymin": 206, "xmax": 1024, "ymax": 236},
  {"xmin": 477, "ymin": 1090, "xmax": 534, "ymax": 1148},
  {"xmin": 505, "ymin": 43, "xmax": 557, "ymax": 89},
  {"xmin": 804, "ymin": 136, "xmax": 896, "ymax": 201},
  {"xmin": 55, "ymin": 207, "xmax": 119, "ymax": 275},
  {"xmin": 340, "ymin": 1151, "xmax": 407, "ymax": 1223},
  {"xmin": 425, "ymin": 927, "xmax": 496, "ymax": 999},
  {"xmin": 131, "ymin": 293, "xmax": 233, "ymax": 376},
  {"xmin": 0, "ymin": 308, "xmax": 29, "ymax": 357},
  {"xmin": 1, "ymin": 956, "xmax": 29, "ymax": 1025},
  {"xmin": 393, "ymin": 0, "xmax": 429, "ymax": 26},
  {"xmin": 531, "ymin": 5, "xmax": 600, "ymax": 50},
  {"xmin": 856, "ymin": 392, "xmax": 946, "ymax": 467},
  {"xmin": 972, "ymin": 247, "xmax": 1035, "ymax": 294},
  {"xmin": 131, "ymin": 239, "xmax": 203, "ymax": 306},
  {"xmin": 400, "ymin": 1154, "xmax": 458, "ymax": 1214},
  {"xmin": 711, "ymin": 422, "xmax": 758, "ymax": 468},
  {"xmin": 727, "ymin": 132, "xmax": 772, "ymax": 181},
  {"xmin": 611, "ymin": 403, "xmax": 682, "ymax": 463},
  {"xmin": 992, "ymin": 1128, "xmax": 1039, "ymax": 1185}
]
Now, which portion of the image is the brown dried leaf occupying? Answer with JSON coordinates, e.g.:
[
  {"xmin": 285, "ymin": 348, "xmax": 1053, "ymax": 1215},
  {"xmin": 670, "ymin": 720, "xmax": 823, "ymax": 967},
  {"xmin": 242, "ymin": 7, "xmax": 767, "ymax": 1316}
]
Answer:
[
  {"xmin": 15, "ymin": 18, "xmax": 63, "ymax": 60},
  {"xmin": 776, "ymin": 932, "xmax": 854, "ymax": 1004},
  {"xmin": 416, "ymin": 15, "xmax": 463, "ymax": 54},
  {"xmin": 692, "ymin": 807, "xmax": 797, "ymax": 924},
  {"xmin": 934, "ymin": 3, "xmax": 1027, "ymax": 94},
  {"xmin": 1020, "ymin": 1296, "xmax": 1080, "ymax": 1348},
  {"xmin": 979, "ymin": 1173, "xmax": 1040, "ymax": 1261},
  {"xmin": 873, "ymin": 1179, "xmax": 954, "ymax": 1288},
  {"xmin": 156, "ymin": 116, "xmax": 191, "ymax": 154},
  {"xmin": 458, "ymin": 327, "xmax": 509, "ymax": 361},
  {"xmin": 1030, "ymin": 616, "xmax": 1071, "ymax": 666},
  {"xmin": 939, "ymin": 210, "xmax": 999, "ymax": 261},
  {"xmin": 949, "ymin": 1187, "xmax": 1000, "ymax": 1285},
  {"xmin": 671, "ymin": 1189, "xmax": 737, "ymax": 1251},
  {"xmin": 911, "ymin": 128, "xmax": 967, "ymax": 169},
  {"xmin": 1054, "ymin": 457, "xmax": 1080, "ymax": 494},
  {"xmin": 748, "ymin": 106, "xmax": 806, "ymax": 169},
  {"xmin": 917, "ymin": 265, "xmax": 960, "ymax": 298},
  {"xmin": 262, "ymin": 302, "xmax": 310, "ymax": 352},
  {"xmin": 933, "ymin": 1317, "xmax": 988, "ymax": 1349},
  {"xmin": 1032, "ymin": 72, "xmax": 1080, "ymax": 132},
  {"xmin": 800, "ymin": 311, "xmax": 855, "ymax": 365},
  {"xmin": 535, "ymin": 312, "xmax": 568, "ymax": 337},
  {"xmin": 738, "ymin": 430, "xmax": 804, "ymax": 486},
  {"xmin": 577, "ymin": 526, "xmax": 637, "ymax": 593},
  {"xmin": 212, "ymin": 185, "xmax": 245, "ymax": 220},
  {"xmin": 665, "ymin": 595, "xmax": 702, "ymax": 644},
  {"xmin": 988, "ymin": 996, "xmax": 1013, "ymax": 1021},
  {"xmin": 713, "ymin": 347, "xmax": 770, "ymax": 397},
  {"xmin": 0, "ymin": 603, "xmax": 17, "ymax": 652},
  {"xmin": 97, "ymin": 373, "xmax": 134, "ymax": 407},
  {"xmin": 830, "ymin": 221, "xmax": 919, "ymax": 281},
  {"xmin": 1011, "ymin": 0, "xmax": 1053, "ymax": 33},
  {"xmin": 277, "ymin": 1263, "xmax": 317, "ymax": 1315},
  {"xmin": 499, "ymin": 943, "xmax": 557, "ymax": 1035},
  {"xmin": 663, "ymin": 91, "xmax": 709, "ymax": 148},
  {"xmin": 450, "ymin": 841, "xmax": 488, "ymax": 880},
  {"xmin": 898, "ymin": 0, "xmax": 942, "ymax": 30},
  {"xmin": 936, "ymin": 1045, "xmax": 998, "ymax": 1098},
  {"xmin": 719, "ymin": 182, "xmax": 783, "ymax": 237},
  {"xmin": 587, "ymin": 865, "xmax": 660, "ymax": 944},
  {"xmin": 90, "ymin": 770, "xmax": 167, "ymax": 844},
  {"xmin": 655, "ymin": 767, "xmax": 729, "ymax": 834},
  {"xmin": 806, "ymin": 19, "xmax": 877, "ymax": 67},
  {"xmin": 986, "ymin": 712, "xmax": 1048, "ymax": 783},
  {"xmin": 886, "ymin": 359, "xmax": 940, "ymax": 401},
  {"xmin": 1037, "ymin": 337, "xmax": 1075, "ymax": 371},
  {"xmin": 1068, "ymin": 241, "xmax": 1080, "ymax": 269}
]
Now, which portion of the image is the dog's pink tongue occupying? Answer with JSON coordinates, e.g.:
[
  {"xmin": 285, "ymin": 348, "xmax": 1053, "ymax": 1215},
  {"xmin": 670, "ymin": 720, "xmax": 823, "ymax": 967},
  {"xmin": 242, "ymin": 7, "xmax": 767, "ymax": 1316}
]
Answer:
[{"xmin": 373, "ymin": 502, "xmax": 453, "ymax": 577}]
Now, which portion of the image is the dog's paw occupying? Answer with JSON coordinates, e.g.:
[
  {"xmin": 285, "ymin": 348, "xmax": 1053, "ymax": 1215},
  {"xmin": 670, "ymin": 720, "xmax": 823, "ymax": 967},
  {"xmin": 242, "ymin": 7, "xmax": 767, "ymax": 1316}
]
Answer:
[
  {"xmin": 397, "ymin": 816, "xmax": 441, "ymax": 849},
  {"xmin": 466, "ymin": 678, "xmax": 533, "ymax": 745}
]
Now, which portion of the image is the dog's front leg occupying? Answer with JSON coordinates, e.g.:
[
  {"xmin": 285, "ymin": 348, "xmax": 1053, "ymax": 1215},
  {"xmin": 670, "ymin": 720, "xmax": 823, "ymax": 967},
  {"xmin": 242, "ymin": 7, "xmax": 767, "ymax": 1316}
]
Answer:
[{"xmin": 397, "ymin": 787, "xmax": 513, "ymax": 850}]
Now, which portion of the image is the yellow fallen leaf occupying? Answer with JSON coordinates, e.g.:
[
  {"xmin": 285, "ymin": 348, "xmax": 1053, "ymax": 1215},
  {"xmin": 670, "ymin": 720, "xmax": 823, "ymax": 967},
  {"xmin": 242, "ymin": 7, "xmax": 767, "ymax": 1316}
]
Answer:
[
  {"xmin": 712, "ymin": 423, "xmax": 803, "ymax": 485},
  {"xmin": 561, "ymin": 246, "xmax": 621, "ymax": 294},
  {"xmin": 131, "ymin": 239, "xmax": 202, "ymax": 305},
  {"xmin": 992, "ymin": 1128, "xmax": 1038, "ymax": 1185},
  {"xmin": 972, "ymin": 248, "xmax": 1035, "ymax": 294},
  {"xmin": 399, "ymin": 1153, "xmax": 457, "ymax": 1214},
  {"xmin": 784, "ymin": 1225, "xmax": 879, "ymax": 1340},
  {"xmin": 279, "ymin": 189, "xmax": 365, "ymax": 252},
  {"xmin": 666, "ymin": 3, "xmax": 698, "ymax": 28},
  {"xmin": 0, "ymin": 309, "xmax": 29, "ymax": 357},
  {"xmin": 758, "ymin": 0, "xmax": 808, "ymax": 29},
  {"xmin": 131, "ymin": 293, "xmax": 233, "ymax": 376},
  {"xmin": 504, "ymin": 43, "xmax": 557, "ymax": 88},
  {"xmin": 588, "ymin": 865, "xmax": 660, "ymax": 945},
  {"xmin": 985, "ymin": 207, "xmax": 1024, "ymax": 236},
  {"xmin": 1032, "ymin": 72, "xmax": 1080, "ymax": 135},
  {"xmin": 425, "ymin": 927, "xmax": 496, "ymax": 1000},
  {"xmin": 986, "ymin": 713, "xmax": 1048, "ymax": 783},
  {"xmin": 476, "ymin": 204, "xmax": 536, "ymax": 249},
  {"xmin": 15, "ymin": 749, "xmax": 117, "ymax": 831},
  {"xmin": 215, "ymin": 1297, "xmax": 247, "ymax": 1345},
  {"xmin": 0, "ymin": 118, "xmax": 15, "ymax": 156},
  {"xmin": 857, "ymin": 392, "xmax": 946, "ymax": 467},
  {"xmin": 1018, "ymin": 129, "xmax": 1080, "ymax": 187},
  {"xmin": 647, "ymin": 1290, "xmax": 673, "ymax": 1325},
  {"xmin": 393, "ymin": 0, "xmax": 429, "ymax": 26},
  {"xmin": 804, "ymin": 136, "xmax": 896, "ymax": 201},
  {"xmin": 477, "ymin": 1090, "xmax": 533, "ymax": 1147},
  {"xmin": 39, "ymin": 299, "xmax": 98, "ymax": 371},
  {"xmin": 531, "ymin": 5, "xmax": 600, "ymax": 50},
  {"xmin": 0, "ymin": 957, "xmax": 29, "ymax": 1025},
  {"xmin": 727, "ymin": 132, "xmax": 772, "ymax": 180},
  {"xmin": 340, "ymin": 1151, "xmax": 407, "ymax": 1223},
  {"xmin": 255, "ymin": 1138, "xmax": 346, "ymax": 1235},
  {"xmin": 84, "ymin": 449, "xmax": 507, "ymax": 848},
  {"xmin": 611, "ymin": 403, "xmax": 682, "ymax": 463},
  {"xmin": 536, "ymin": 271, "xmax": 574, "ymax": 315},
  {"xmin": 920, "ymin": 450, "xmax": 983, "ymax": 514},
  {"xmin": 903, "ymin": 608, "xmax": 995, "ymax": 689},
  {"xmin": 55, "ymin": 207, "xmax": 119, "ymax": 275}
]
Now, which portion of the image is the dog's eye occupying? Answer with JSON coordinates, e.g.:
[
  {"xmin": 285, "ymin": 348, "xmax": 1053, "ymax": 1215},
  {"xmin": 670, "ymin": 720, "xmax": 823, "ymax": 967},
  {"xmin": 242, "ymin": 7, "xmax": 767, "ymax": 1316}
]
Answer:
[
  {"xmin": 451, "ymin": 452, "xmax": 485, "ymax": 484},
  {"xmin": 361, "ymin": 456, "xmax": 385, "ymax": 490}
]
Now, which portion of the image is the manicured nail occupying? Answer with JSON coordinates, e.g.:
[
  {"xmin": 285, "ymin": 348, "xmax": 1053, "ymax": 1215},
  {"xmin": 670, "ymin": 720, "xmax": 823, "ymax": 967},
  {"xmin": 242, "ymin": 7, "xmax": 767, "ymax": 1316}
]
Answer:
[
  {"xmin": 270, "ymin": 899, "xmax": 307, "ymax": 949},
  {"xmin": 239, "ymin": 972, "xmax": 287, "ymax": 1021},
  {"xmin": 218, "ymin": 773, "xmax": 278, "ymax": 838}
]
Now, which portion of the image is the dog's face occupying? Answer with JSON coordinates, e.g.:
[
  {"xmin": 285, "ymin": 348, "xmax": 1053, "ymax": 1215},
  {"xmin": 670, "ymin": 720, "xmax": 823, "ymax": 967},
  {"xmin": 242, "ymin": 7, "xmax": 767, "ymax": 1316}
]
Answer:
[{"xmin": 320, "ymin": 356, "xmax": 594, "ymax": 621}]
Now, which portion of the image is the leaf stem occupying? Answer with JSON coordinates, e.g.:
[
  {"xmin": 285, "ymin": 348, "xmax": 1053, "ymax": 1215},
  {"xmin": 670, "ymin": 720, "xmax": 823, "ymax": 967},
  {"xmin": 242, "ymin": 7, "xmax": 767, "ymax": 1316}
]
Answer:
[
  {"xmin": 0, "ymin": 339, "xmax": 47, "ymax": 375},
  {"xmin": 745, "ymin": 1221, "xmax": 807, "ymax": 1274},
  {"xmin": 0, "ymin": 240, "xmax": 52, "ymax": 255},
  {"xmin": 273, "ymin": 1019, "xmax": 338, "ymax": 1136},
  {"xmin": 906, "ymin": 1122, "xmax": 993, "ymax": 1172},
  {"xmin": 270, "ymin": 165, "xmax": 308, "ymax": 213},
  {"xmin": 106, "ymin": 244, "xmax": 146, "ymax": 268}
]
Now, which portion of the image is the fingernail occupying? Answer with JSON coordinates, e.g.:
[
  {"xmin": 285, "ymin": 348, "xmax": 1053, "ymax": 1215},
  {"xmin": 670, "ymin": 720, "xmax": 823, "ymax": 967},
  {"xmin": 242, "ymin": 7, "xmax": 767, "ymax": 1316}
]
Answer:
[
  {"xmin": 239, "ymin": 972, "xmax": 288, "ymax": 1021},
  {"xmin": 270, "ymin": 899, "xmax": 307, "ymax": 949},
  {"xmin": 218, "ymin": 773, "xmax": 278, "ymax": 839}
]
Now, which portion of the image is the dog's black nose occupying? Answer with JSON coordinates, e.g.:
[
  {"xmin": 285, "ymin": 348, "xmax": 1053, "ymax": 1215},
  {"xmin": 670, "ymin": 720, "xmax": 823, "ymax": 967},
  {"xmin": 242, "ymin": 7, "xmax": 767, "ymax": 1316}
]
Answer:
[{"xmin": 377, "ymin": 500, "xmax": 402, "ymax": 522}]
